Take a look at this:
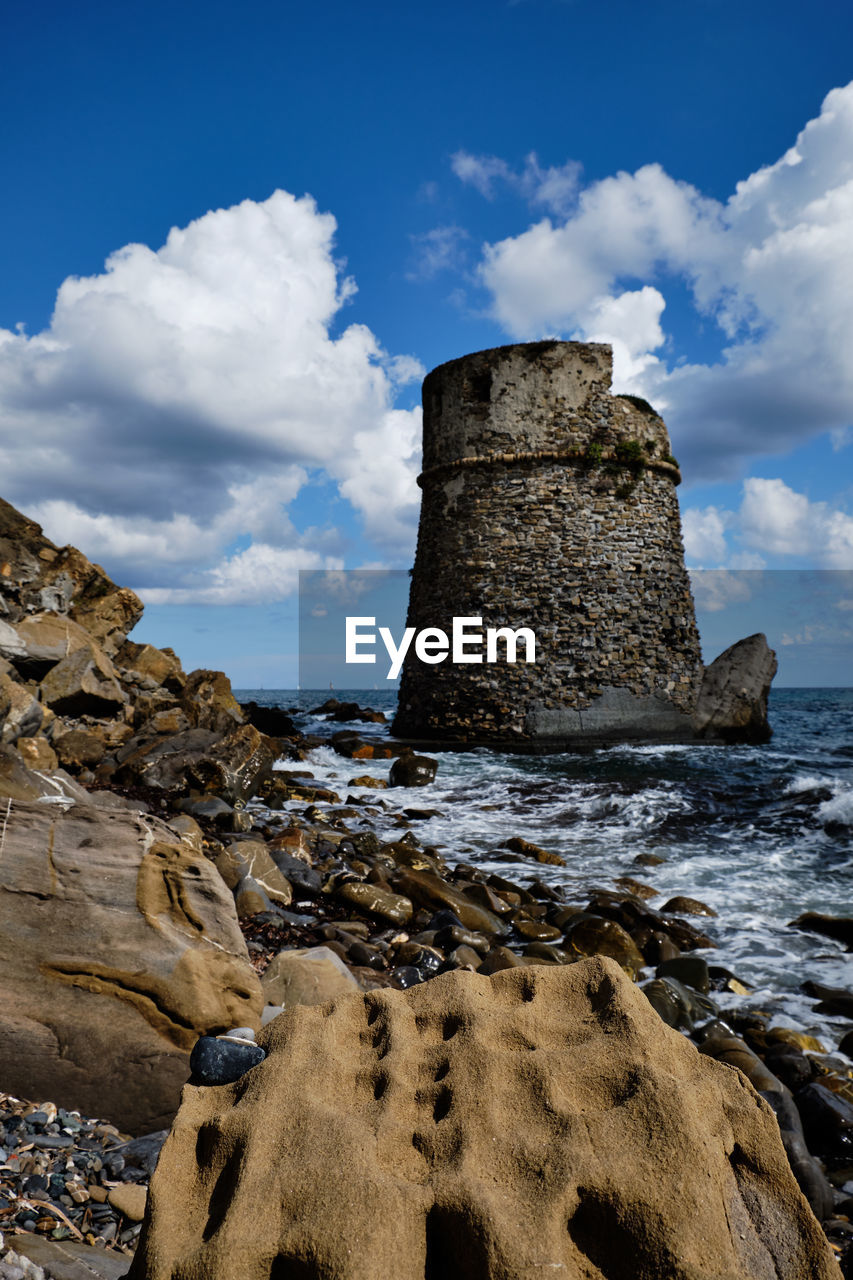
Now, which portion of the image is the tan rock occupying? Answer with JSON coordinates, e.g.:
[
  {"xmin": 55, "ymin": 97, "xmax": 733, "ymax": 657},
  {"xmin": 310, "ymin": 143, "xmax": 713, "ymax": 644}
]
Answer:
[
  {"xmin": 166, "ymin": 813, "xmax": 205, "ymax": 854},
  {"xmin": 130, "ymin": 958, "xmax": 838, "ymax": 1280},
  {"xmin": 335, "ymin": 880, "xmax": 412, "ymax": 926},
  {"xmin": 268, "ymin": 826, "xmax": 314, "ymax": 863},
  {"xmin": 181, "ymin": 669, "xmax": 244, "ymax": 733},
  {"xmin": 53, "ymin": 729, "xmax": 107, "ymax": 770},
  {"xmin": 0, "ymin": 611, "xmax": 93, "ymax": 679},
  {"xmin": 108, "ymin": 1182, "xmax": 148, "ymax": 1221},
  {"xmin": 39, "ymin": 643, "xmax": 127, "ymax": 718},
  {"xmin": 0, "ymin": 495, "xmax": 143, "ymax": 654},
  {"xmin": 260, "ymin": 945, "xmax": 361, "ymax": 1007},
  {"xmin": 0, "ymin": 800, "xmax": 262, "ymax": 1134},
  {"xmin": 116, "ymin": 640, "xmax": 184, "ymax": 691},
  {"xmin": 15, "ymin": 734, "xmax": 58, "ymax": 771},
  {"xmin": 0, "ymin": 671, "xmax": 43, "ymax": 742},
  {"xmin": 234, "ymin": 840, "xmax": 292, "ymax": 907}
]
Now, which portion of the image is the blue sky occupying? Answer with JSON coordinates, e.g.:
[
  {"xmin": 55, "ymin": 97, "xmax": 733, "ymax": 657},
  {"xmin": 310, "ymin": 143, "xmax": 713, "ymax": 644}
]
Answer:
[{"xmin": 2, "ymin": 0, "xmax": 852, "ymax": 685}]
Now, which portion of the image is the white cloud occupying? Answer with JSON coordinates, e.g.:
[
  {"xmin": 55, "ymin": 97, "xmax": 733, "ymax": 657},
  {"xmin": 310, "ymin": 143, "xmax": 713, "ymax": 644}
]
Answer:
[
  {"xmin": 407, "ymin": 226, "xmax": 469, "ymax": 280},
  {"xmin": 468, "ymin": 84, "xmax": 853, "ymax": 481},
  {"xmin": 689, "ymin": 569, "xmax": 755, "ymax": 613},
  {"xmin": 0, "ymin": 191, "xmax": 423, "ymax": 601},
  {"xmin": 682, "ymin": 505, "xmax": 730, "ymax": 566},
  {"xmin": 452, "ymin": 150, "xmax": 581, "ymax": 215},
  {"xmin": 738, "ymin": 478, "xmax": 853, "ymax": 567},
  {"xmin": 682, "ymin": 478, "xmax": 853, "ymax": 570}
]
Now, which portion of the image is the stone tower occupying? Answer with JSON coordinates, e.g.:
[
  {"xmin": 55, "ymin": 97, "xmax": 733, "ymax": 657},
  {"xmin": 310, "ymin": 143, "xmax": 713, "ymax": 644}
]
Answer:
[{"xmin": 392, "ymin": 341, "xmax": 704, "ymax": 746}]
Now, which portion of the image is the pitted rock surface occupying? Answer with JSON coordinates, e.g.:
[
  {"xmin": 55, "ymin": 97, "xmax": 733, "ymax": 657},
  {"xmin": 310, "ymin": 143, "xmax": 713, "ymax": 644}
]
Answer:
[{"xmin": 129, "ymin": 958, "xmax": 837, "ymax": 1280}]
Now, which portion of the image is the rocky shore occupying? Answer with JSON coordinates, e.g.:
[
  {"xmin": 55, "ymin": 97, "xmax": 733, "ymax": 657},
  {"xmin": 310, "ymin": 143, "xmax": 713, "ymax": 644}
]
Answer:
[{"xmin": 1, "ymin": 494, "xmax": 851, "ymax": 1278}]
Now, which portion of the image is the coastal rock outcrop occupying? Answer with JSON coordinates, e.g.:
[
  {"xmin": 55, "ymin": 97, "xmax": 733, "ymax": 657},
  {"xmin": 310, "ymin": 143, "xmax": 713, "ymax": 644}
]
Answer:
[
  {"xmin": 693, "ymin": 633, "xmax": 778, "ymax": 743},
  {"xmin": 128, "ymin": 958, "xmax": 838, "ymax": 1280},
  {"xmin": 0, "ymin": 800, "xmax": 262, "ymax": 1134}
]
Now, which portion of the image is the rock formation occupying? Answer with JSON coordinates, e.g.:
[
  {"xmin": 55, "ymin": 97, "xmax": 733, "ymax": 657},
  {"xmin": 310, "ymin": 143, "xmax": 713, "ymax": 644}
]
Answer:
[
  {"xmin": 393, "ymin": 342, "xmax": 775, "ymax": 747},
  {"xmin": 0, "ymin": 799, "xmax": 262, "ymax": 1134},
  {"xmin": 128, "ymin": 958, "xmax": 838, "ymax": 1280}
]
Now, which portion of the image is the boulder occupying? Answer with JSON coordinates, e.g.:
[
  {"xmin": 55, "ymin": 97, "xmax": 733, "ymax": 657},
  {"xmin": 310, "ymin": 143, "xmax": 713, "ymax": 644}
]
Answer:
[
  {"xmin": 0, "ymin": 495, "xmax": 143, "ymax": 653},
  {"xmin": 39, "ymin": 643, "xmax": 127, "ymax": 718},
  {"xmin": 0, "ymin": 670, "xmax": 43, "ymax": 742},
  {"xmin": 693, "ymin": 633, "xmax": 778, "ymax": 743},
  {"xmin": 260, "ymin": 945, "xmax": 361, "ymax": 1009},
  {"xmin": 129, "ymin": 959, "xmax": 838, "ymax": 1280},
  {"xmin": 0, "ymin": 799, "xmax": 262, "ymax": 1134},
  {"xmin": 14, "ymin": 734, "xmax": 58, "ymax": 771},
  {"xmin": 54, "ymin": 728, "xmax": 108, "ymax": 770},
  {"xmin": 186, "ymin": 723, "xmax": 279, "ymax": 806},
  {"xmin": 389, "ymin": 752, "xmax": 438, "ymax": 787},
  {"xmin": 116, "ymin": 639, "xmax": 184, "ymax": 692},
  {"xmin": 113, "ymin": 727, "xmax": 220, "ymax": 792},
  {"xmin": 180, "ymin": 669, "xmax": 244, "ymax": 733},
  {"xmin": 0, "ymin": 611, "xmax": 94, "ymax": 680}
]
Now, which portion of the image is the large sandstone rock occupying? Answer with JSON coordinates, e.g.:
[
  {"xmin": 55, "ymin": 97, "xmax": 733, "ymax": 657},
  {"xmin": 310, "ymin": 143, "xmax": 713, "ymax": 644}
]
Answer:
[
  {"xmin": 693, "ymin": 633, "xmax": 778, "ymax": 743},
  {"xmin": 0, "ymin": 496, "xmax": 142, "ymax": 653},
  {"xmin": 180, "ymin": 669, "xmax": 244, "ymax": 733},
  {"xmin": 0, "ymin": 670, "xmax": 43, "ymax": 742},
  {"xmin": 0, "ymin": 800, "xmax": 262, "ymax": 1134},
  {"xmin": 39, "ymin": 642, "xmax": 127, "ymax": 718},
  {"xmin": 0, "ymin": 611, "xmax": 94, "ymax": 679},
  {"xmin": 129, "ymin": 958, "xmax": 837, "ymax": 1280}
]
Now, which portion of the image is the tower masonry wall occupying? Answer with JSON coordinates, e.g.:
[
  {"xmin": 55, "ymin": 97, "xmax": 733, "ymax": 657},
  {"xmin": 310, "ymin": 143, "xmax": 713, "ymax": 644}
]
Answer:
[{"xmin": 393, "ymin": 341, "xmax": 705, "ymax": 747}]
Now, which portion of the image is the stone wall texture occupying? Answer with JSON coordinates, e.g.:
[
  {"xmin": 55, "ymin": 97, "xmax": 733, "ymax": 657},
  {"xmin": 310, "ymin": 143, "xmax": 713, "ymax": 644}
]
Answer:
[{"xmin": 393, "ymin": 341, "xmax": 704, "ymax": 745}]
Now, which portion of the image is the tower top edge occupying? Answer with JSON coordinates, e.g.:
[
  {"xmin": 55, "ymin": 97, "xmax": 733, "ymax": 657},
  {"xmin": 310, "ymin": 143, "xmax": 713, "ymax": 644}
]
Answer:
[{"xmin": 424, "ymin": 340, "xmax": 613, "ymax": 385}]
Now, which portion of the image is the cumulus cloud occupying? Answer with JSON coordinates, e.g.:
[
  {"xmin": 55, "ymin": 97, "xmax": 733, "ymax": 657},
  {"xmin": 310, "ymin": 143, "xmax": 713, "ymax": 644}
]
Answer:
[
  {"xmin": 682, "ymin": 479, "xmax": 853, "ymax": 569},
  {"xmin": 466, "ymin": 84, "xmax": 853, "ymax": 480},
  {"xmin": 0, "ymin": 191, "xmax": 423, "ymax": 603}
]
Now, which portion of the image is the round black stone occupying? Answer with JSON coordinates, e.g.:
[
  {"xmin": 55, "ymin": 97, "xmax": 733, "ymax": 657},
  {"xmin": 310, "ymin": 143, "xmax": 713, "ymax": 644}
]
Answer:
[{"xmin": 189, "ymin": 1036, "xmax": 266, "ymax": 1086}]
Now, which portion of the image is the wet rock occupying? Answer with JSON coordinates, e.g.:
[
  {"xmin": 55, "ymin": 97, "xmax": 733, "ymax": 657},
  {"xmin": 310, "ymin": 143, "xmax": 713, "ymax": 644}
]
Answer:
[
  {"xmin": 802, "ymin": 981, "xmax": 853, "ymax": 1018},
  {"xmin": 389, "ymin": 752, "xmax": 438, "ymax": 787},
  {"xmin": 840, "ymin": 1029, "xmax": 853, "ymax": 1057},
  {"xmin": 642, "ymin": 976, "xmax": 716, "ymax": 1031},
  {"xmin": 331, "ymin": 732, "xmax": 394, "ymax": 760},
  {"xmin": 188, "ymin": 1035, "xmax": 265, "ymax": 1086},
  {"xmin": 504, "ymin": 836, "xmax": 565, "ymax": 866},
  {"xmin": 660, "ymin": 895, "xmax": 717, "ymax": 918},
  {"xmin": 613, "ymin": 875, "xmax": 658, "ymax": 899},
  {"xmin": 130, "ymin": 959, "xmax": 839, "ymax": 1280},
  {"xmin": 656, "ymin": 955, "xmax": 710, "ymax": 994},
  {"xmin": 334, "ymin": 881, "xmax": 413, "ymax": 927},
  {"xmin": 310, "ymin": 699, "xmax": 387, "ymax": 724},
  {"xmin": 795, "ymin": 1082, "xmax": 853, "ymax": 1161},
  {"xmin": 693, "ymin": 632, "xmax": 777, "ymax": 744},
  {"xmin": 349, "ymin": 775, "xmax": 388, "ymax": 789},
  {"xmin": 789, "ymin": 913, "xmax": 853, "ymax": 950},
  {"xmin": 391, "ymin": 869, "xmax": 508, "ymax": 937},
  {"xmin": 633, "ymin": 852, "xmax": 666, "ymax": 866},
  {"xmin": 229, "ymin": 841, "xmax": 292, "ymax": 908},
  {"xmin": 260, "ymin": 946, "xmax": 361, "ymax": 1008},
  {"xmin": 563, "ymin": 915, "xmax": 645, "ymax": 978},
  {"xmin": 700, "ymin": 1031, "xmax": 835, "ymax": 1221},
  {"xmin": 239, "ymin": 701, "xmax": 296, "ymax": 737}
]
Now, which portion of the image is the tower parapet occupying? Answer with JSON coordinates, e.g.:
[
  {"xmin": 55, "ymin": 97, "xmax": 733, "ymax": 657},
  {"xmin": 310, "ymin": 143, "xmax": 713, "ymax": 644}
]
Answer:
[{"xmin": 393, "ymin": 341, "xmax": 704, "ymax": 746}]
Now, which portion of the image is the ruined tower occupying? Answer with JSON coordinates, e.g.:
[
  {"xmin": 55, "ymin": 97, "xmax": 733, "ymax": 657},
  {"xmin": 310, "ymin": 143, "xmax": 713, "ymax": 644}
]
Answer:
[{"xmin": 392, "ymin": 341, "xmax": 704, "ymax": 746}]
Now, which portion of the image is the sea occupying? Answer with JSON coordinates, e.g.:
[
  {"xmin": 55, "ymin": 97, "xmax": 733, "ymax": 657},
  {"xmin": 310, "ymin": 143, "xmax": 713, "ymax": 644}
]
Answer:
[{"xmin": 236, "ymin": 687, "xmax": 853, "ymax": 1052}]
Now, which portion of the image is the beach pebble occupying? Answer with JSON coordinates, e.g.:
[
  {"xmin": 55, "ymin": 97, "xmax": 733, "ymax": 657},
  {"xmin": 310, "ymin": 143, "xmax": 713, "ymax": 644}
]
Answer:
[{"xmin": 189, "ymin": 1036, "xmax": 266, "ymax": 1086}]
